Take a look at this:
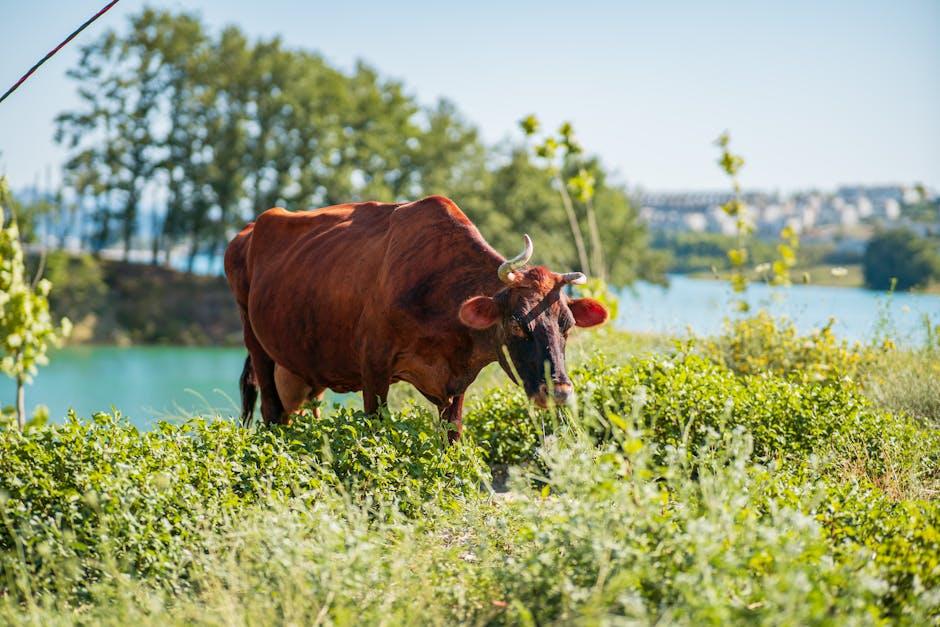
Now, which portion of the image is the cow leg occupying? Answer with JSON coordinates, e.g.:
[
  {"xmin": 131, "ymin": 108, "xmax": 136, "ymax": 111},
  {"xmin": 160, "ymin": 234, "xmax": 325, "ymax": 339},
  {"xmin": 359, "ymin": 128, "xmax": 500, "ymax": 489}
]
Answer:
[
  {"xmin": 440, "ymin": 394, "xmax": 465, "ymax": 444},
  {"xmin": 240, "ymin": 312, "xmax": 286, "ymax": 425},
  {"xmin": 307, "ymin": 389, "xmax": 326, "ymax": 419},
  {"xmin": 275, "ymin": 365, "xmax": 312, "ymax": 415},
  {"xmin": 361, "ymin": 371, "xmax": 389, "ymax": 415},
  {"xmin": 362, "ymin": 385, "xmax": 389, "ymax": 414}
]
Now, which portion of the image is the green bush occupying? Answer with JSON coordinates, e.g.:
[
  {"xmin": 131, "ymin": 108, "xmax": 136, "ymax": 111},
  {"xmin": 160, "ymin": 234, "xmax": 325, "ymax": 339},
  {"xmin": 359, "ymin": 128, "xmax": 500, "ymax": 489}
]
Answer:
[
  {"xmin": 464, "ymin": 386, "xmax": 540, "ymax": 467},
  {"xmin": 585, "ymin": 353, "xmax": 938, "ymax": 473},
  {"xmin": 488, "ymin": 432, "xmax": 896, "ymax": 624},
  {"xmin": 0, "ymin": 407, "xmax": 485, "ymax": 598},
  {"xmin": 7, "ymin": 419, "xmax": 939, "ymax": 624},
  {"xmin": 465, "ymin": 351, "xmax": 940, "ymax": 494},
  {"xmin": 3, "ymin": 332, "xmax": 940, "ymax": 622},
  {"xmin": 815, "ymin": 482, "xmax": 940, "ymax": 618},
  {"xmin": 702, "ymin": 310, "xmax": 874, "ymax": 383},
  {"xmin": 863, "ymin": 228, "xmax": 940, "ymax": 290}
]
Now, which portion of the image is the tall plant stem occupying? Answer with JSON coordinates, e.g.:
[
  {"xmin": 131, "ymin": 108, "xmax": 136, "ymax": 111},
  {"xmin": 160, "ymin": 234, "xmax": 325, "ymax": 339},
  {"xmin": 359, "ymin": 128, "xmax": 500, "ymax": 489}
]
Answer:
[
  {"xmin": 585, "ymin": 197, "xmax": 606, "ymax": 282},
  {"xmin": 555, "ymin": 175, "xmax": 591, "ymax": 274},
  {"xmin": 16, "ymin": 375, "xmax": 25, "ymax": 432}
]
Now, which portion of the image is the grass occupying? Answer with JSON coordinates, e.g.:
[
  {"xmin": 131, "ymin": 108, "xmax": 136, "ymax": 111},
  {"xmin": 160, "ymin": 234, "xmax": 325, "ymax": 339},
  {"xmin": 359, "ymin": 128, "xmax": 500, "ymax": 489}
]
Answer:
[
  {"xmin": 864, "ymin": 347, "xmax": 940, "ymax": 425},
  {"xmin": 1, "ymin": 318, "xmax": 939, "ymax": 624}
]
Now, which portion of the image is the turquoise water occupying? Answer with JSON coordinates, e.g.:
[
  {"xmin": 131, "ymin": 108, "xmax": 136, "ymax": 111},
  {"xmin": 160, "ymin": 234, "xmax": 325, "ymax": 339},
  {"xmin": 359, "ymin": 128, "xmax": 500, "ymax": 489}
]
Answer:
[
  {"xmin": 1, "ymin": 277, "xmax": 937, "ymax": 427},
  {"xmin": 618, "ymin": 275, "xmax": 939, "ymax": 343}
]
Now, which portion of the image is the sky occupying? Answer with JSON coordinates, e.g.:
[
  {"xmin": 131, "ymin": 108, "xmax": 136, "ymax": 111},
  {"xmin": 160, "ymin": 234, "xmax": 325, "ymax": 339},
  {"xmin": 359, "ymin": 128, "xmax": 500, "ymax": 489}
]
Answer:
[{"xmin": 0, "ymin": 0, "xmax": 938, "ymax": 194}]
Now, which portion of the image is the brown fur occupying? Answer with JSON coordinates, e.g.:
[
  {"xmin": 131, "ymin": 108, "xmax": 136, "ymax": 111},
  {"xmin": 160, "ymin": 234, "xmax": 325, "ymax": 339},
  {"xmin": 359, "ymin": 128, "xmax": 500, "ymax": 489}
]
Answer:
[{"xmin": 224, "ymin": 195, "xmax": 604, "ymax": 441}]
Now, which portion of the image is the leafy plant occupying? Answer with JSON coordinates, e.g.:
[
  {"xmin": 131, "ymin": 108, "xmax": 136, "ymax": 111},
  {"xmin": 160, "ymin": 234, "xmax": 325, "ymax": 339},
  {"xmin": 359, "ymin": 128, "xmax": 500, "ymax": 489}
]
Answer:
[
  {"xmin": 519, "ymin": 115, "xmax": 605, "ymax": 280},
  {"xmin": 0, "ymin": 178, "xmax": 71, "ymax": 429},
  {"xmin": 715, "ymin": 131, "xmax": 752, "ymax": 309},
  {"xmin": 702, "ymin": 310, "xmax": 874, "ymax": 383},
  {"xmin": 863, "ymin": 228, "xmax": 940, "ymax": 290},
  {"xmin": 714, "ymin": 132, "xmax": 802, "ymax": 309},
  {"xmin": 0, "ymin": 407, "xmax": 485, "ymax": 599},
  {"xmin": 2, "ymin": 329, "xmax": 940, "ymax": 622}
]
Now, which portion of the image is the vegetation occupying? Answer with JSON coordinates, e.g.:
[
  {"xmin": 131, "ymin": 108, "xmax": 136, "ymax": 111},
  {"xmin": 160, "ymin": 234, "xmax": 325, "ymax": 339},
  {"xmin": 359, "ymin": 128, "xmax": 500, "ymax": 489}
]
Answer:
[
  {"xmin": 33, "ymin": 8, "xmax": 665, "ymax": 286},
  {"xmin": 20, "ymin": 254, "xmax": 238, "ymax": 346},
  {"xmin": 0, "ymin": 179, "xmax": 70, "ymax": 429},
  {"xmin": 653, "ymin": 231, "xmax": 852, "ymax": 278},
  {"xmin": 702, "ymin": 310, "xmax": 876, "ymax": 383},
  {"xmin": 2, "ymin": 317, "xmax": 939, "ymax": 623},
  {"xmin": 713, "ymin": 132, "xmax": 801, "ymax": 309},
  {"xmin": 1, "ymin": 6, "xmax": 937, "ymax": 623},
  {"xmin": 863, "ymin": 228, "xmax": 940, "ymax": 290}
]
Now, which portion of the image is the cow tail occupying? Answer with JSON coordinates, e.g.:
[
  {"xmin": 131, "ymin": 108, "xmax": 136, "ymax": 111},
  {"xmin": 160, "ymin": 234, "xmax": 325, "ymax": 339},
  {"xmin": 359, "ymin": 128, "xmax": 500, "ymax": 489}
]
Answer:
[{"xmin": 239, "ymin": 354, "xmax": 258, "ymax": 428}]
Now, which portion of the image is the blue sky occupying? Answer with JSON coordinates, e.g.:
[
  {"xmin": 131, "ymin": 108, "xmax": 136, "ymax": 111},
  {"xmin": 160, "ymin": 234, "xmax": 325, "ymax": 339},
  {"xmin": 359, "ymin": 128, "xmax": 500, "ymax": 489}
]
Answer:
[{"xmin": 0, "ymin": 0, "xmax": 937, "ymax": 193}]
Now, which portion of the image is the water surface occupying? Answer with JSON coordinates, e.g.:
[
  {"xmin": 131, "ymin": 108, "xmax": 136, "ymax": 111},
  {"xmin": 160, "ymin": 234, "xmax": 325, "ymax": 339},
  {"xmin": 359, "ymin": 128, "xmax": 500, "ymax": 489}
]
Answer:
[{"xmin": 2, "ymin": 277, "xmax": 937, "ymax": 427}]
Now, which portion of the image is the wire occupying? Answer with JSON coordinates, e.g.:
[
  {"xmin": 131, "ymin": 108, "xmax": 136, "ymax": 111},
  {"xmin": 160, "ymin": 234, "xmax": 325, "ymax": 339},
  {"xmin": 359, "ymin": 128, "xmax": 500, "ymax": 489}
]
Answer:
[{"xmin": 0, "ymin": 0, "xmax": 122, "ymax": 106}]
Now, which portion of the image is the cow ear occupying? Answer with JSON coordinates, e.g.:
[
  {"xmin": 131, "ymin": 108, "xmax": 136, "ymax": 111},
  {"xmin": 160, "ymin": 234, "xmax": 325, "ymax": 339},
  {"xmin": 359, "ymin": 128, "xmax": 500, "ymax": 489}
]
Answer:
[
  {"xmin": 459, "ymin": 296, "xmax": 500, "ymax": 329},
  {"xmin": 568, "ymin": 298, "xmax": 608, "ymax": 328}
]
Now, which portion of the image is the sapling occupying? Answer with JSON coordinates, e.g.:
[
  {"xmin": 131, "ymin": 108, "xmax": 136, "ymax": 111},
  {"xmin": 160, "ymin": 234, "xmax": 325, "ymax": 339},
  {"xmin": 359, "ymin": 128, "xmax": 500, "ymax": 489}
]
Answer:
[{"xmin": 0, "ymin": 177, "xmax": 71, "ymax": 430}]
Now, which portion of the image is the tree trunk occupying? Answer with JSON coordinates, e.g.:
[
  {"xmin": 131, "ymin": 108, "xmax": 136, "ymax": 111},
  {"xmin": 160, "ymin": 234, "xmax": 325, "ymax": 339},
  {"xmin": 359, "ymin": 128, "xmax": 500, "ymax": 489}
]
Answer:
[
  {"xmin": 187, "ymin": 239, "xmax": 199, "ymax": 274},
  {"xmin": 150, "ymin": 209, "xmax": 162, "ymax": 266},
  {"xmin": 16, "ymin": 376, "xmax": 25, "ymax": 432}
]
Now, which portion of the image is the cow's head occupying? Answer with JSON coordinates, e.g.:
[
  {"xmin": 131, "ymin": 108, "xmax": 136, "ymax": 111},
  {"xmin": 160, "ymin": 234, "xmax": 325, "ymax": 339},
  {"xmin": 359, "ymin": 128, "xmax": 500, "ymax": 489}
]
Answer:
[{"xmin": 459, "ymin": 235, "xmax": 608, "ymax": 407}]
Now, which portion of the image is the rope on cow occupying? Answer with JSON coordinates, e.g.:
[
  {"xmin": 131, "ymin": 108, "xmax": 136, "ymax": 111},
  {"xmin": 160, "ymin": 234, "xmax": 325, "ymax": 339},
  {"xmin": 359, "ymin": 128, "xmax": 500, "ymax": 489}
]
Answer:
[{"xmin": 0, "ymin": 0, "xmax": 122, "ymax": 106}]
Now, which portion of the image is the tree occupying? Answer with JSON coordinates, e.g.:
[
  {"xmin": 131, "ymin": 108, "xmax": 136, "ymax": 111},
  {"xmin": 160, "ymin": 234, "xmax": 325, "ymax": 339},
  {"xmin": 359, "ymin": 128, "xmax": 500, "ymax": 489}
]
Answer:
[
  {"xmin": 50, "ymin": 7, "xmax": 663, "ymax": 286},
  {"xmin": 863, "ymin": 229, "xmax": 940, "ymax": 290},
  {"xmin": 0, "ymin": 179, "xmax": 71, "ymax": 430},
  {"xmin": 56, "ymin": 15, "xmax": 164, "ymax": 260}
]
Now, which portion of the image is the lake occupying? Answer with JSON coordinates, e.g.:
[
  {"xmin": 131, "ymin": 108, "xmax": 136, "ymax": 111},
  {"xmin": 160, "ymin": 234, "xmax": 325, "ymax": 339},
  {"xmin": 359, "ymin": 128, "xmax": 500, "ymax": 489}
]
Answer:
[{"xmin": 2, "ymin": 276, "xmax": 937, "ymax": 427}]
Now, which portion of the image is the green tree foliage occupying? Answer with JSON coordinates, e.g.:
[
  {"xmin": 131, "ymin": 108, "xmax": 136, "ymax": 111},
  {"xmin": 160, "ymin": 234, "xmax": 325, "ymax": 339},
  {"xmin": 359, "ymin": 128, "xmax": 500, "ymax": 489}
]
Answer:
[
  {"xmin": 862, "ymin": 228, "xmax": 940, "ymax": 290},
  {"xmin": 52, "ymin": 8, "xmax": 659, "ymax": 286},
  {"xmin": 41, "ymin": 251, "xmax": 108, "ymax": 331},
  {"xmin": 0, "ymin": 179, "xmax": 71, "ymax": 430}
]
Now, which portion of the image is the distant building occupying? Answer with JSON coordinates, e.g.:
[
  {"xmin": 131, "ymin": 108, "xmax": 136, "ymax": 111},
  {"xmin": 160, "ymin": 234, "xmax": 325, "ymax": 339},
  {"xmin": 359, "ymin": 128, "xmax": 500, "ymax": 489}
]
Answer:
[{"xmin": 638, "ymin": 184, "xmax": 933, "ymax": 239}]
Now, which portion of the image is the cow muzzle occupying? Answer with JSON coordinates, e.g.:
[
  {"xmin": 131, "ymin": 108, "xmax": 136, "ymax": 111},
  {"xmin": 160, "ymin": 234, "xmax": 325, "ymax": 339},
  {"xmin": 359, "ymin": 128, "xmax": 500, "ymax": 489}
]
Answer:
[{"xmin": 530, "ymin": 382, "xmax": 574, "ymax": 408}]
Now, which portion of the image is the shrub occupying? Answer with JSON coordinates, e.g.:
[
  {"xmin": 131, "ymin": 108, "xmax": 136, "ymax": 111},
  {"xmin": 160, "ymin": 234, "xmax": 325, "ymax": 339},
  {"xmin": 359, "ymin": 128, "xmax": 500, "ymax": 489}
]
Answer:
[
  {"xmin": 863, "ymin": 229, "xmax": 940, "ymax": 290},
  {"xmin": 7, "ymin": 421, "xmax": 938, "ymax": 624},
  {"xmin": 702, "ymin": 310, "xmax": 873, "ymax": 383},
  {"xmin": 466, "ymin": 351, "xmax": 940, "ymax": 494},
  {"xmin": 3, "ymin": 331, "xmax": 940, "ymax": 622},
  {"xmin": 464, "ymin": 386, "xmax": 541, "ymax": 468},
  {"xmin": 0, "ymin": 407, "xmax": 485, "ymax": 599},
  {"xmin": 488, "ymin": 431, "xmax": 899, "ymax": 624},
  {"xmin": 814, "ymin": 481, "xmax": 940, "ymax": 618}
]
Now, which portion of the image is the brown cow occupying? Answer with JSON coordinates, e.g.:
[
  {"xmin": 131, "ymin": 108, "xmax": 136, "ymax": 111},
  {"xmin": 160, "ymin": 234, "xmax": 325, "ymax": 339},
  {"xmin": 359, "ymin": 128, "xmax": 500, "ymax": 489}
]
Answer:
[{"xmin": 224, "ymin": 195, "xmax": 608, "ymax": 441}]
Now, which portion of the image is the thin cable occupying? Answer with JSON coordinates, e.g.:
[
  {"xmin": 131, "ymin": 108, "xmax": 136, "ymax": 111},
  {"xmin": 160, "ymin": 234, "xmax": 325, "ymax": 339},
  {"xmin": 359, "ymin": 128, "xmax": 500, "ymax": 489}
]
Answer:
[{"xmin": 0, "ymin": 0, "xmax": 122, "ymax": 106}]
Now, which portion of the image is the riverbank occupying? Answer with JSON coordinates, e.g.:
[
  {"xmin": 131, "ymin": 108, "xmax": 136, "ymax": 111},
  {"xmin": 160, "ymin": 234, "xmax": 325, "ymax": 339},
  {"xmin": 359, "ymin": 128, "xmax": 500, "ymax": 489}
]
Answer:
[
  {"xmin": 41, "ymin": 254, "xmax": 242, "ymax": 346},
  {"xmin": 687, "ymin": 263, "xmax": 940, "ymax": 293},
  {"xmin": 40, "ymin": 256, "xmax": 940, "ymax": 348}
]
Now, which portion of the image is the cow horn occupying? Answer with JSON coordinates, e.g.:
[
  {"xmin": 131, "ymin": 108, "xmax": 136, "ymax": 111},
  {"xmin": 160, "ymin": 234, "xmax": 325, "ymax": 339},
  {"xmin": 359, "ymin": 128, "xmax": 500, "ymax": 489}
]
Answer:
[
  {"xmin": 498, "ymin": 234, "xmax": 533, "ymax": 284},
  {"xmin": 561, "ymin": 272, "xmax": 587, "ymax": 285}
]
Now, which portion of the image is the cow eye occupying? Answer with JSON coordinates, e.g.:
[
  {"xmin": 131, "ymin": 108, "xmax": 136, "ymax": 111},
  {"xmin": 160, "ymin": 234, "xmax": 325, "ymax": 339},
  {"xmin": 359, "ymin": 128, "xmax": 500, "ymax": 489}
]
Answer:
[{"xmin": 509, "ymin": 317, "xmax": 527, "ymax": 338}]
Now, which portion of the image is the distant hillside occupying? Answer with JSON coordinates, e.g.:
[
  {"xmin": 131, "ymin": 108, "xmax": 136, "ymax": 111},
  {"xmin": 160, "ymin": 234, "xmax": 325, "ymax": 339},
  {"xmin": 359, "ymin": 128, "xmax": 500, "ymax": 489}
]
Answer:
[{"xmin": 36, "ymin": 253, "xmax": 242, "ymax": 346}]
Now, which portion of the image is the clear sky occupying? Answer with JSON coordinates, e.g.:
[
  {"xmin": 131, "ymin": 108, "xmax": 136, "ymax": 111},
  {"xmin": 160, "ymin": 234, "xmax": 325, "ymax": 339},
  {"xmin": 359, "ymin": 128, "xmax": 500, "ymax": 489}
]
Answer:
[{"xmin": 0, "ymin": 0, "xmax": 937, "ymax": 193}]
